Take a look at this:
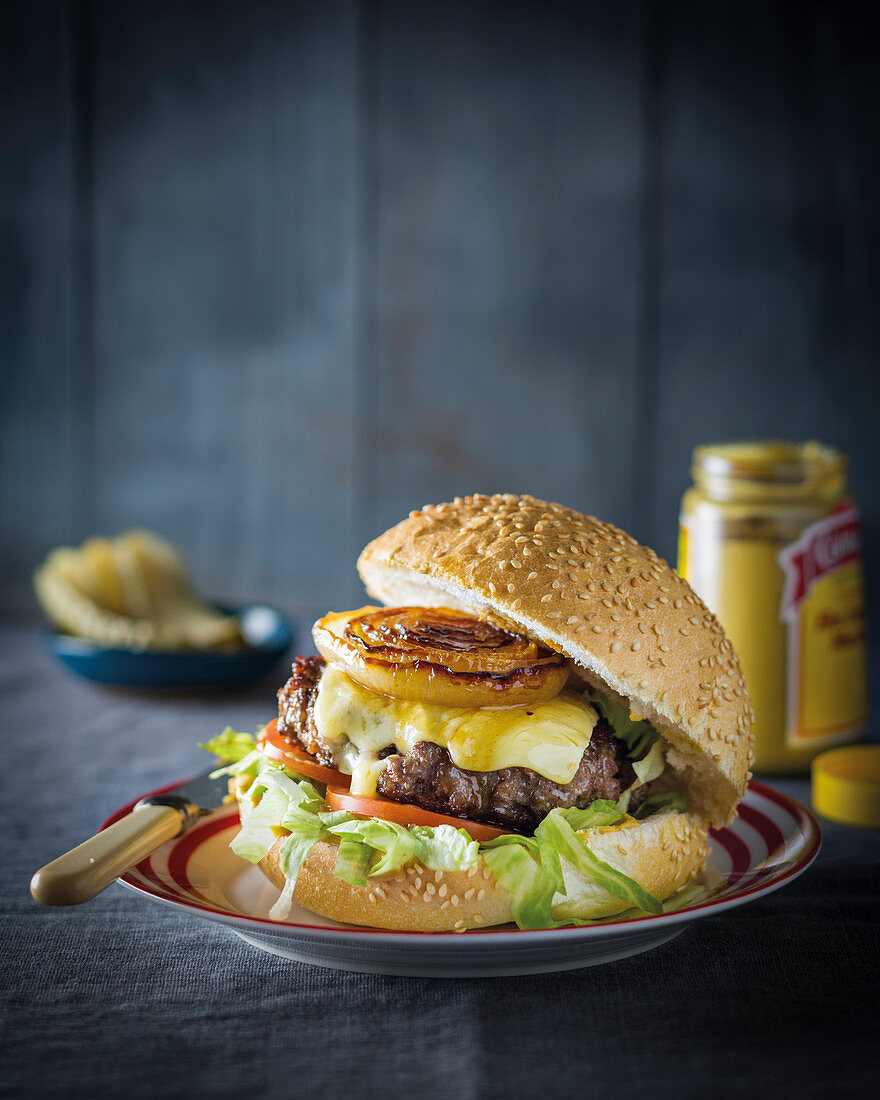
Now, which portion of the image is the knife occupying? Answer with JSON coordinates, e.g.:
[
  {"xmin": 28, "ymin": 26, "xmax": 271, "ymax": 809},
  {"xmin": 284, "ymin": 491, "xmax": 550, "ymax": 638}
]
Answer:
[{"xmin": 30, "ymin": 768, "xmax": 232, "ymax": 906}]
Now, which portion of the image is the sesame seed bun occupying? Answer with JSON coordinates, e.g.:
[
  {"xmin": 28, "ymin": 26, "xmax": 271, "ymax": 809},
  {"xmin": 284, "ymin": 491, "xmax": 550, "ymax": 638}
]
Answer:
[
  {"xmin": 358, "ymin": 494, "xmax": 753, "ymax": 827},
  {"xmin": 255, "ymin": 808, "xmax": 709, "ymax": 932}
]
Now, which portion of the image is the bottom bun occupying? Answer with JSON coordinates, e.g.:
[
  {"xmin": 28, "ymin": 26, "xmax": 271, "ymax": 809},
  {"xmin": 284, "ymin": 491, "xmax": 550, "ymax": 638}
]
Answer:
[{"xmin": 254, "ymin": 809, "xmax": 709, "ymax": 932}]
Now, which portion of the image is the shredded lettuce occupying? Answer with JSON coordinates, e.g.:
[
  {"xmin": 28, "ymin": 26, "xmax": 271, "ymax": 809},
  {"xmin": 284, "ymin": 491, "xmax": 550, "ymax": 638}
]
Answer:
[
  {"xmin": 633, "ymin": 791, "xmax": 688, "ymax": 819},
  {"xmin": 659, "ymin": 880, "xmax": 708, "ymax": 913},
  {"xmin": 535, "ymin": 810, "xmax": 663, "ymax": 914},
  {"xmin": 269, "ymin": 822, "xmax": 327, "ymax": 919},
  {"xmin": 589, "ymin": 689, "xmax": 674, "ymax": 816},
  {"xmin": 617, "ymin": 738, "xmax": 667, "ymax": 813},
  {"xmin": 334, "ymin": 835, "xmax": 373, "ymax": 886},
  {"xmin": 278, "ymin": 777, "xmax": 325, "ymax": 821},
  {"xmin": 319, "ymin": 809, "xmax": 356, "ymax": 829},
  {"xmin": 409, "ymin": 825, "xmax": 480, "ymax": 873},
  {"xmin": 625, "ymin": 879, "xmax": 709, "ymax": 919},
  {"xmin": 198, "ymin": 727, "xmax": 258, "ymax": 764},
  {"xmin": 201, "ymin": 723, "xmax": 680, "ymax": 928},
  {"xmin": 591, "ymin": 693, "xmax": 656, "ymax": 757},
  {"xmin": 481, "ymin": 842, "xmax": 557, "ymax": 930},
  {"xmin": 556, "ymin": 801, "xmax": 623, "ymax": 831},
  {"xmin": 535, "ymin": 834, "xmax": 566, "ymax": 895},
  {"xmin": 631, "ymin": 738, "xmax": 666, "ymax": 786},
  {"xmin": 223, "ymin": 762, "xmax": 665, "ymax": 926},
  {"xmin": 329, "ymin": 818, "xmax": 417, "ymax": 878},
  {"xmin": 229, "ymin": 783, "xmax": 290, "ymax": 863}
]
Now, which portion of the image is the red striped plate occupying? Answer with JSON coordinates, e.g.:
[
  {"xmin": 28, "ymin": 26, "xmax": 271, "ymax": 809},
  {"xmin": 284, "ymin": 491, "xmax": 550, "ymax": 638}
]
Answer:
[{"xmin": 103, "ymin": 780, "xmax": 820, "ymax": 977}]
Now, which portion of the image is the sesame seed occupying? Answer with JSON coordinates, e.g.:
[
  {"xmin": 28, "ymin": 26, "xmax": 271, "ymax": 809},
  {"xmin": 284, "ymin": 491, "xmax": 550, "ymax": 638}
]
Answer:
[
  {"xmin": 368, "ymin": 894, "xmax": 378, "ymax": 905},
  {"xmin": 426, "ymin": 882, "xmax": 436, "ymax": 895},
  {"xmin": 465, "ymin": 888, "xmax": 475, "ymax": 900},
  {"xmin": 473, "ymin": 915, "xmax": 484, "ymax": 924},
  {"xmin": 477, "ymin": 889, "xmax": 486, "ymax": 900},
  {"xmin": 438, "ymin": 884, "xmax": 448, "ymax": 898}
]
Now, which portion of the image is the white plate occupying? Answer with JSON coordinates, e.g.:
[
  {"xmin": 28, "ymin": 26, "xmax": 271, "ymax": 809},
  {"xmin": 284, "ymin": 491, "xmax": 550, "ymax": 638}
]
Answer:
[{"xmin": 104, "ymin": 780, "xmax": 821, "ymax": 977}]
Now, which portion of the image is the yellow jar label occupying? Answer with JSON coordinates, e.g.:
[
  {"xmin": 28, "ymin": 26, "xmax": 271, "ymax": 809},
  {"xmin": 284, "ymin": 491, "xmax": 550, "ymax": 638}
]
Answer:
[{"xmin": 778, "ymin": 504, "xmax": 868, "ymax": 747}]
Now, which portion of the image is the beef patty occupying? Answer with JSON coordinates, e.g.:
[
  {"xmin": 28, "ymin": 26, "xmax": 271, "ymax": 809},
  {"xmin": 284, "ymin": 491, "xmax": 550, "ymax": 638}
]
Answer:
[
  {"xmin": 276, "ymin": 656, "xmax": 647, "ymax": 831},
  {"xmin": 277, "ymin": 655, "xmax": 335, "ymax": 765}
]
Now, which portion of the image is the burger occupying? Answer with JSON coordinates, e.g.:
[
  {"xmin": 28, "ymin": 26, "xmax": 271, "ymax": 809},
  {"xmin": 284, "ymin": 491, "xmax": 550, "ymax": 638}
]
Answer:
[{"xmin": 203, "ymin": 495, "xmax": 753, "ymax": 931}]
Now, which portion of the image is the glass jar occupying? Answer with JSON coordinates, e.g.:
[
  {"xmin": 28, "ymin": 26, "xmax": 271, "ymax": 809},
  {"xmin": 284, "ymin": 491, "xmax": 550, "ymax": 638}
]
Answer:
[{"xmin": 679, "ymin": 441, "xmax": 868, "ymax": 774}]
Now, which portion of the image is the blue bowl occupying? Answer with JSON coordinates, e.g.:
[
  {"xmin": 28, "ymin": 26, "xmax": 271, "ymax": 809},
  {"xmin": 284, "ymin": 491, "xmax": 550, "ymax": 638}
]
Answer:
[{"xmin": 47, "ymin": 604, "xmax": 294, "ymax": 689}]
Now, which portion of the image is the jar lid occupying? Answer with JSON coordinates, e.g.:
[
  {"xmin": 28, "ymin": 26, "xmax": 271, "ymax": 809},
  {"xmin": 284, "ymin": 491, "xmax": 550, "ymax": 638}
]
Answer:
[
  {"xmin": 812, "ymin": 745, "xmax": 880, "ymax": 829},
  {"xmin": 691, "ymin": 440, "xmax": 847, "ymax": 502}
]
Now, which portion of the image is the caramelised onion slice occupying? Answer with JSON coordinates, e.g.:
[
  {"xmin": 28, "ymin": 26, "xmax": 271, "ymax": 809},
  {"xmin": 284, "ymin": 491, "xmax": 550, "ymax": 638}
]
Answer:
[{"xmin": 312, "ymin": 606, "xmax": 568, "ymax": 706}]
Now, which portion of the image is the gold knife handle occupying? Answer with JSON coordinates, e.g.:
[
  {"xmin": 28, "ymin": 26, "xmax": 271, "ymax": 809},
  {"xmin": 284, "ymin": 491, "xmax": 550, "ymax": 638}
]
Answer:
[{"xmin": 30, "ymin": 802, "xmax": 188, "ymax": 906}]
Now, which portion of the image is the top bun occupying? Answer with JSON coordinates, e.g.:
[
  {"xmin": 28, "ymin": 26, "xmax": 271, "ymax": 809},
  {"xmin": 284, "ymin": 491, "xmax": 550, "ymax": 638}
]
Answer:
[{"xmin": 358, "ymin": 494, "xmax": 753, "ymax": 826}]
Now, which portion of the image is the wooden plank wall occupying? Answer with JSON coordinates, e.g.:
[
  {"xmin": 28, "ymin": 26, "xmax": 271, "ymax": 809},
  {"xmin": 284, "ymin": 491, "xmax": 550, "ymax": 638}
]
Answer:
[{"xmin": 3, "ymin": 1, "xmax": 878, "ymax": 640}]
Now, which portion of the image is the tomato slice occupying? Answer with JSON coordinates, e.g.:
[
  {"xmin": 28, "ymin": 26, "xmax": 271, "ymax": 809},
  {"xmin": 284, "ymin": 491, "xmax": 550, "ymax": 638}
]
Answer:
[
  {"xmin": 257, "ymin": 718, "xmax": 350, "ymax": 787},
  {"xmin": 324, "ymin": 785, "xmax": 513, "ymax": 843},
  {"xmin": 259, "ymin": 720, "xmax": 516, "ymax": 844}
]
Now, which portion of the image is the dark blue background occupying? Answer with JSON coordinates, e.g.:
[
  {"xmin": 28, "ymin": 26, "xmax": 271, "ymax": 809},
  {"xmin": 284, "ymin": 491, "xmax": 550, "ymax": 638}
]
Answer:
[{"xmin": 3, "ymin": 0, "xmax": 879, "ymax": 649}]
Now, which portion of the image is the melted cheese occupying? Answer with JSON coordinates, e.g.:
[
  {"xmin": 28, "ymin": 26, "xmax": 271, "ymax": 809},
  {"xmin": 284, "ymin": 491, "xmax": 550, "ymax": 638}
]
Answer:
[{"xmin": 313, "ymin": 664, "xmax": 598, "ymax": 791}]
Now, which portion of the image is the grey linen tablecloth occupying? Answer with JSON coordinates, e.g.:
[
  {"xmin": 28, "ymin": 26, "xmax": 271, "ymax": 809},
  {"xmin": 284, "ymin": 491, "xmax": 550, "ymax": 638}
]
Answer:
[{"xmin": 2, "ymin": 614, "xmax": 878, "ymax": 1099}]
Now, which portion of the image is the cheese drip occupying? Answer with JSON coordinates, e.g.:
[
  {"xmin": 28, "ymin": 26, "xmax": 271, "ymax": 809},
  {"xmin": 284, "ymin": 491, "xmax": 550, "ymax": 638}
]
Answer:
[{"xmin": 314, "ymin": 664, "xmax": 599, "ymax": 790}]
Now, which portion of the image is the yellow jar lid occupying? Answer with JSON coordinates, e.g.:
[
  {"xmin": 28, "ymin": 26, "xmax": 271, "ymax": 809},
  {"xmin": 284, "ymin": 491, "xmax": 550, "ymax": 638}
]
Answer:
[{"xmin": 812, "ymin": 745, "xmax": 880, "ymax": 828}]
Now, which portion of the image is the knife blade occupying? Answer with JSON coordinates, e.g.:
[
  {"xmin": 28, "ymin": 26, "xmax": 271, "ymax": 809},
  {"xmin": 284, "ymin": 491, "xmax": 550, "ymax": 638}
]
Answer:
[{"xmin": 30, "ymin": 767, "xmax": 234, "ymax": 906}]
